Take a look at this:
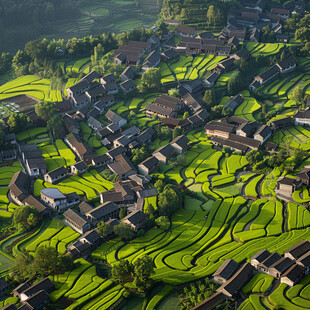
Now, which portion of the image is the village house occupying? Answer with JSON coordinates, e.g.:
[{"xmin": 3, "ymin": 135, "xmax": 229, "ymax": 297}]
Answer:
[
  {"xmin": 120, "ymin": 66, "xmax": 135, "ymax": 82},
  {"xmin": 153, "ymin": 144, "xmax": 175, "ymax": 164},
  {"xmin": 0, "ymin": 278, "xmax": 8, "ymax": 297},
  {"xmin": 21, "ymin": 290, "xmax": 50, "ymax": 310},
  {"xmin": 64, "ymin": 208, "xmax": 91, "ymax": 234},
  {"xmin": 255, "ymin": 251, "xmax": 282, "ymax": 274},
  {"xmin": 251, "ymin": 250, "xmax": 272, "ymax": 269},
  {"xmin": 40, "ymin": 188, "xmax": 80, "ymax": 211},
  {"xmin": 145, "ymin": 94, "xmax": 183, "ymax": 119},
  {"xmin": 23, "ymin": 151, "xmax": 47, "ymax": 177},
  {"xmin": 107, "ymin": 154, "xmax": 137, "ymax": 179},
  {"xmin": 105, "ymin": 110, "xmax": 127, "ymax": 127},
  {"xmin": 85, "ymin": 201, "xmax": 119, "ymax": 226},
  {"xmin": 276, "ymin": 176, "xmax": 302, "ymax": 195},
  {"xmin": 213, "ymin": 259, "xmax": 239, "ymax": 284},
  {"xmin": 281, "ymin": 264, "xmax": 305, "ymax": 286},
  {"xmin": 213, "ymin": 58, "xmax": 235, "ymax": 74},
  {"xmin": 23, "ymin": 195, "xmax": 52, "ymax": 219},
  {"xmin": 138, "ymin": 156, "xmax": 160, "ymax": 175},
  {"xmin": 270, "ymin": 7, "xmax": 290, "ymax": 19},
  {"xmin": 204, "ymin": 72, "xmax": 220, "ymax": 87},
  {"xmin": 175, "ymin": 25, "xmax": 196, "ymax": 37},
  {"xmin": 19, "ymin": 277, "xmax": 54, "ymax": 302},
  {"xmin": 114, "ymin": 41, "xmax": 150, "ymax": 66},
  {"xmin": 284, "ymin": 241, "xmax": 310, "ymax": 261},
  {"xmin": 295, "ymin": 108, "xmax": 310, "ymax": 126},
  {"xmin": 142, "ymin": 50, "xmax": 160, "ymax": 72},
  {"xmin": 225, "ymin": 94, "xmax": 244, "ymax": 111},
  {"xmin": 4, "ymin": 133, "xmax": 16, "ymax": 145},
  {"xmin": 253, "ymin": 125, "xmax": 272, "ymax": 144},
  {"xmin": 44, "ymin": 166, "xmax": 68, "ymax": 184},
  {"xmin": 56, "ymin": 99, "xmax": 72, "ymax": 113},
  {"xmin": 297, "ymin": 167, "xmax": 310, "ymax": 187},
  {"xmin": 205, "ymin": 121, "xmax": 235, "ymax": 139},
  {"xmin": 9, "ymin": 171, "xmax": 31, "ymax": 206},
  {"xmin": 1, "ymin": 149, "xmax": 16, "ymax": 161},
  {"xmin": 211, "ymin": 136, "xmax": 249, "ymax": 153},
  {"xmin": 297, "ymin": 251, "xmax": 310, "ymax": 274},
  {"xmin": 121, "ymin": 210, "xmax": 146, "ymax": 231},
  {"xmin": 120, "ymin": 79, "xmax": 136, "ymax": 93},
  {"xmin": 269, "ymin": 117, "xmax": 294, "ymax": 131},
  {"xmin": 161, "ymin": 48, "xmax": 179, "ymax": 62},
  {"xmin": 181, "ymin": 79, "xmax": 204, "ymax": 94},
  {"xmin": 217, "ymin": 263, "xmax": 254, "ymax": 297},
  {"xmin": 92, "ymin": 154, "xmax": 112, "ymax": 168},
  {"xmin": 170, "ymin": 135, "xmax": 191, "ymax": 154},
  {"xmin": 236, "ymin": 121, "xmax": 260, "ymax": 137},
  {"xmin": 191, "ymin": 292, "xmax": 227, "ymax": 310},
  {"xmin": 65, "ymin": 133, "xmax": 93, "ymax": 162},
  {"xmin": 87, "ymin": 116, "xmax": 104, "ymax": 131},
  {"xmin": 71, "ymin": 160, "xmax": 88, "ymax": 175},
  {"xmin": 268, "ymin": 256, "xmax": 294, "ymax": 278}
]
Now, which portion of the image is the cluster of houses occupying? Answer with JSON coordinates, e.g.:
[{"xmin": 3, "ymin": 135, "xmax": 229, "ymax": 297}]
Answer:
[
  {"xmin": 138, "ymin": 135, "xmax": 190, "ymax": 175},
  {"xmin": 193, "ymin": 240, "xmax": 310, "ymax": 310},
  {"xmin": 250, "ymin": 55, "xmax": 297, "ymax": 91},
  {"xmin": 225, "ymin": 0, "xmax": 303, "ymax": 44},
  {"xmin": 1, "ymin": 277, "xmax": 54, "ymax": 310},
  {"xmin": 205, "ymin": 116, "xmax": 272, "ymax": 154}
]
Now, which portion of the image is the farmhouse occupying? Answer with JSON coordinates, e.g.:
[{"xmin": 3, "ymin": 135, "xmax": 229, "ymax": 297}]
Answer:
[
  {"xmin": 250, "ymin": 65, "xmax": 279, "ymax": 90},
  {"xmin": 281, "ymin": 264, "xmax": 304, "ymax": 286},
  {"xmin": 153, "ymin": 144, "xmax": 175, "ymax": 164},
  {"xmin": 66, "ymin": 133, "xmax": 92, "ymax": 162},
  {"xmin": 284, "ymin": 241, "xmax": 310, "ymax": 260},
  {"xmin": 1, "ymin": 149, "xmax": 16, "ymax": 161},
  {"xmin": 211, "ymin": 136, "xmax": 249, "ymax": 153},
  {"xmin": 87, "ymin": 116, "xmax": 104, "ymax": 131},
  {"xmin": 9, "ymin": 171, "xmax": 31, "ymax": 206},
  {"xmin": 255, "ymin": 252, "xmax": 282, "ymax": 274},
  {"xmin": 44, "ymin": 166, "xmax": 68, "ymax": 184},
  {"xmin": 40, "ymin": 188, "xmax": 80, "ymax": 211},
  {"xmin": 217, "ymin": 263, "xmax": 254, "ymax": 297},
  {"xmin": 297, "ymin": 251, "xmax": 310, "ymax": 272},
  {"xmin": 138, "ymin": 156, "xmax": 160, "ymax": 175},
  {"xmin": 295, "ymin": 108, "xmax": 310, "ymax": 126},
  {"xmin": 270, "ymin": 7, "xmax": 290, "ymax": 19},
  {"xmin": 276, "ymin": 55, "xmax": 297, "ymax": 74},
  {"xmin": 236, "ymin": 121, "xmax": 260, "ymax": 137},
  {"xmin": 121, "ymin": 210, "xmax": 146, "ymax": 231},
  {"xmin": 175, "ymin": 25, "xmax": 196, "ymax": 37},
  {"xmin": 105, "ymin": 110, "xmax": 127, "ymax": 127},
  {"xmin": 120, "ymin": 66, "xmax": 135, "ymax": 82},
  {"xmin": 120, "ymin": 79, "xmax": 136, "ymax": 93},
  {"xmin": 161, "ymin": 48, "xmax": 179, "ymax": 62},
  {"xmin": 85, "ymin": 201, "xmax": 119, "ymax": 225},
  {"xmin": 92, "ymin": 154, "xmax": 112, "ymax": 168},
  {"xmin": 253, "ymin": 125, "xmax": 272, "ymax": 144},
  {"xmin": 107, "ymin": 154, "xmax": 137, "ymax": 178},
  {"xmin": 297, "ymin": 167, "xmax": 310, "ymax": 187},
  {"xmin": 251, "ymin": 250, "xmax": 272, "ymax": 269},
  {"xmin": 21, "ymin": 290, "xmax": 50, "ymax": 310},
  {"xmin": 142, "ymin": 50, "xmax": 160, "ymax": 71},
  {"xmin": 268, "ymin": 256, "xmax": 294, "ymax": 278},
  {"xmin": 71, "ymin": 160, "xmax": 88, "ymax": 175},
  {"xmin": 170, "ymin": 135, "xmax": 191, "ymax": 154},
  {"xmin": 181, "ymin": 79, "xmax": 204, "ymax": 94},
  {"xmin": 213, "ymin": 259, "xmax": 239, "ymax": 284},
  {"xmin": 269, "ymin": 117, "xmax": 294, "ymax": 131},
  {"xmin": 205, "ymin": 121, "xmax": 235, "ymax": 139},
  {"xmin": 204, "ymin": 72, "xmax": 220, "ymax": 87},
  {"xmin": 191, "ymin": 292, "xmax": 226, "ymax": 310},
  {"xmin": 225, "ymin": 94, "xmax": 244, "ymax": 111},
  {"xmin": 276, "ymin": 176, "xmax": 302, "ymax": 195},
  {"xmin": 183, "ymin": 93, "xmax": 202, "ymax": 112},
  {"xmin": 19, "ymin": 277, "xmax": 54, "ymax": 301},
  {"xmin": 64, "ymin": 208, "xmax": 90, "ymax": 234},
  {"xmin": 4, "ymin": 133, "xmax": 16, "ymax": 145}
]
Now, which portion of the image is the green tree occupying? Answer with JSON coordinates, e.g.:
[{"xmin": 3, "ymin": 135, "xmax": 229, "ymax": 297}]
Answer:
[
  {"xmin": 35, "ymin": 101, "xmax": 57, "ymax": 121},
  {"xmin": 114, "ymin": 223, "xmax": 135, "ymax": 241},
  {"xmin": 203, "ymin": 89, "xmax": 216, "ymax": 108},
  {"xmin": 141, "ymin": 68, "xmax": 161, "ymax": 89},
  {"xmin": 97, "ymin": 221, "xmax": 110, "ymax": 237},
  {"xmin": 155, "ymin": 216, "xmax": 170, "ymax": 230},
  {"xmin": 206, "ymin": 5, "xmax": 215, "ymax": 26},
  {"xmin": 158, "ymin": 185, "xmax": 181, "ymax": 216},
  {"xmin": 133, "ymin": 255, "xmax": 155, "ymax": 291},
  {"xmin": 47, "ymin": 115, "xmax": 63, "ymax": 138},
  {"xmin": 112, "ymin": 259, "xmax": 134, "ymax": 283},
  {"xmin": 154, "ymin": 179, "xmax": 165, "ymax": 193},
  {"xmin": 183, "ymin": 111, "xmax": 189, "ymax": 119},
  {"xmin": 119, "ymin": 207, "xmax": 127, "ymax": 219},
  {"xmin": 292, "ymin": 86, "xmax": 305, "ymax": 106},
  {"xmin": 173, "ymin": 127, "xmax": 182, "ymax": 139},
  {"xmin": 13, "ymin": 206, "xmax": 39, "ymax": 231},
  {"xmin": 33, "ymin": 246, "xmax": 59, "ymax": 275},
  {"xmin": 144, "ymin": 203, "xmax": 155, "ymax": 218}
]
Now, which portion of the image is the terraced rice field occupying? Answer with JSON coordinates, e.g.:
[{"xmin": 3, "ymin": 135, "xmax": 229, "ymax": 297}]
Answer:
[
  {"xmin": 159, "ymin": 54, "xmax": 227, "ymax": 84},
  {"xmin": 246, "ymin": 42, "xmax": 286, "ymax": 57},
  {"xmin": 270, "ymin": 126, "xmax": 310, "ymax": 151},
  {"xmin": 234, "ymin": 90, "xmax": 261, "ymax": 121}
]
